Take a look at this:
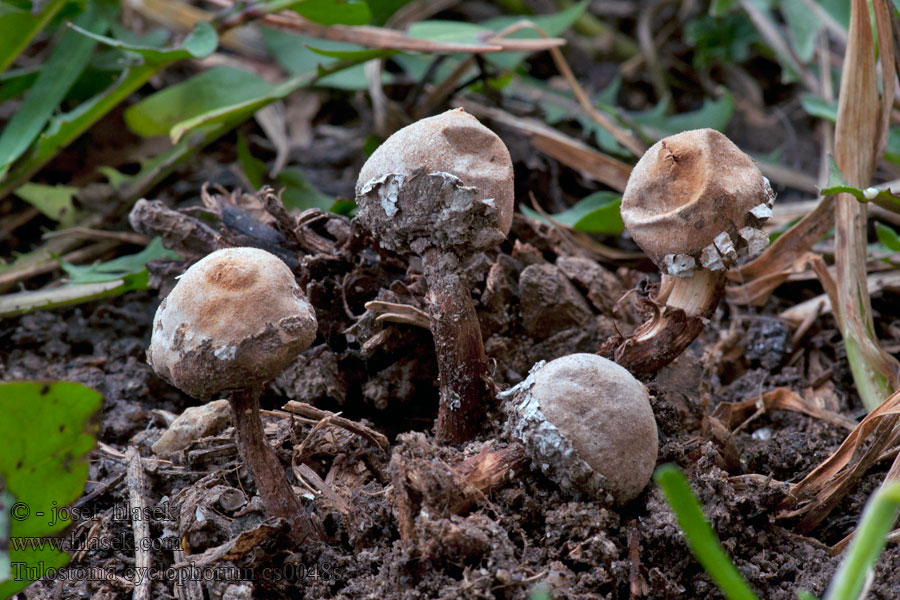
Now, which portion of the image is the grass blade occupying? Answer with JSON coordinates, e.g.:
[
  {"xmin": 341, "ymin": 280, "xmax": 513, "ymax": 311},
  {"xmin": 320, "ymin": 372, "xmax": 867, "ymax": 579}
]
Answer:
[
  {"xmin": 824, "ymin": 482, "xmax": 900, "ymax": 600},
  {"xmin": 654, "ymin": 464, "xmax": 759, "ymax": 600},
  {"xmin": 0, "ymin": 1, "xmax": 109, "ymax": 177}
]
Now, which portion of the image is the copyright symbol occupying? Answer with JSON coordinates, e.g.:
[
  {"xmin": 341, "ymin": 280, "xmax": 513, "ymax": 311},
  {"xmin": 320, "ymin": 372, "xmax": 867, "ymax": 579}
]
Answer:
[{"xmin": 11, "ymin": 502, "xmax": 29, "ymax": 520}]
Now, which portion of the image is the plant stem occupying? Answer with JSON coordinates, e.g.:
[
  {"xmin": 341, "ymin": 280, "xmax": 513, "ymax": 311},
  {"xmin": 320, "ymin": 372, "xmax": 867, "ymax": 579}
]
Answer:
[
  {"xmin": 421, "ymin": 248, "xmax": 491, "ymax": 444},
  {"xmin": 610, "ymin": 270, "xmax": 725, "ymax": 375},
  {"xmin": 230, "ymin": 388, "xmax": 320, "ymax": 543},
  {"xmin": 832, "ymin": 0, "xmax": 900, "ymax": 411}
]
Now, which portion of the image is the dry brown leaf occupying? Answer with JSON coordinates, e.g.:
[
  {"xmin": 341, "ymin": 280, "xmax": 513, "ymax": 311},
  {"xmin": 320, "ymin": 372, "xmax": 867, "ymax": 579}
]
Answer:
[
  {"xmin": 711, "ymin": 387, "xmax": 858, "ymax": 432},
  {"xmin": 778, "ymin": 389, "xmax": 900, "ymax": 533}
]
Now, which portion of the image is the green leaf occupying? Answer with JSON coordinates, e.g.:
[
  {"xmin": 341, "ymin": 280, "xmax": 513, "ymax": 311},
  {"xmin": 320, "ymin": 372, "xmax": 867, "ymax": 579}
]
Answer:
[
  {"xmin": 406, "ymin": 20, "xmax": 490, "ymax": 46},
  {"xmin": 289, "ymin": 0, "xmax": 371, "ymax": 25},
  {"xmin": 13, "ymin": 182, "xmax": 79, "ymax": 227},
  {"xmin": 328, "ymin": 198, "xmax": 356, "ymax": 216},
  {"xmin": 69, "ymin": 20, "xmax": 216, "ymax": 62},
  {"xmin": 367, "ymin": 0, "xmax": 412, "ymax": 25},
  {"xmin": 0, "ymin": 381, "xmax": 102, "ymax": 599},
  {"xmin": 0, "ymin": 67, "xmax": 40, "ymax": 103},
  {"xmin": 0, "ymin": 487, "xmax": 11, "ymax": 583},
  {"xmin": 800, "ymin": 94, "xmax": 837, "ymax": 121},
  {"xmin": 0, "ymin": 1, "xmax": 109, "ymax": 177},
  {"xmin": 824, "ymin": 482, "xmax": 900, "ymax": 600},
  {"xmin": 0, "ymin": 271, "xmax": 149, "ymax": 318},
  {"xmin": 780, "ymin": 0, "xmax": 821, "ymax": 63},
  {"xmin": 58, "ymin": 237, "xmax": 180, "ymax": 284},
  {"xmin": 480, "ymin": 0, "xmax": 589, "ymax": 70},
  {"xmin": 263, "ymin": 28, "xmax": 373, "ymax": 90},
  {"xmin": 654, "ymin": 464, "xmax": 760, "ymax": 600},
  {"xmin": 520, "ymin": 192, "xmax": 624, "ymax": 234},
  {"xmin": 630, "ymin": 92, "xmax": 735, "ymax": 138},
  {"xmin": 236, "ymin": 134, "xmax": 266, "ymax": 189},
  {"xmin": 277, "ymin": 166, "xmax": 334, "ymax": 211},
  {"xmin": 684, "ymin": 13, "xmax": 758, "ymax": 69},
  {"xmin": 875, "ymin": 223, "xmax": 900, "ymax": 252},
  {"xmin": 820, "ymin": 156, "xmax": 900, "ymax": 213},
  {"xmin": 0, "ymin": 21, "xmax": 219, "ymax": 200},
  {"xmin": 307, "ymin": 45, "xmax": 395, "ymax": 61},
  {"xmin": 0, "ymin": 0, "xmax": 69, "ymax": 77},
  {"xmin": 124, "ymin": 66, "xmax": 277, "ymax": 138}
]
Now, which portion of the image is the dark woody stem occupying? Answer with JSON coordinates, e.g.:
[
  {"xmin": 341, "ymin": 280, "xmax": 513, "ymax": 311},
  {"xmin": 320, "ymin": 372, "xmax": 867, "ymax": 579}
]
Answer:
[
  {"xmin": 421, "ymin": 248, "xmax": 492, "ymax": 444},
  {"xmin": 230, "ymin": 387, "xmax": 321, "ymax": 543},
  {"xmin": 607, "ymin": 270, "xmax": 725, "ymax": 375}
]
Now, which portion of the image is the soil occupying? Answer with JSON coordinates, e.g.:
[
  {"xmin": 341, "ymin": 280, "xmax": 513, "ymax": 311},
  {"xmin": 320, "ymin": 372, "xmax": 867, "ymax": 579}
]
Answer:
[
  {"xmin": 3, "ymin": 184, "xmax": 899, "ymax": 599},
  {"xmin": 3, "ymin": 7, "xmax": 900, "ymax": 599}
]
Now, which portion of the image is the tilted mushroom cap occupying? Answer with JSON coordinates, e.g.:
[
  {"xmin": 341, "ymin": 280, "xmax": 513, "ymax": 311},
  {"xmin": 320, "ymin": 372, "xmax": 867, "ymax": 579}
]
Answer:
[
  {"xmin": 147, "ymin": 247, "xmax": 317, "ymax": 399},
  {"xmin": 503, "ymin": 353, "xmax": 658, "ymax": 504},
  {"xmin": 355, "ymin": 108, "xmax": 514, "ymax": 256},
  {"xmin": 621, "ymin": 128, "xmax": 775, "ymax": 277}
]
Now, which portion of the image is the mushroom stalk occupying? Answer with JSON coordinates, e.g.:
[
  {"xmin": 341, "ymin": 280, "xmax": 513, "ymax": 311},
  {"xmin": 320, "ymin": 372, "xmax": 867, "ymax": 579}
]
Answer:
[
  {"xmin": 422, "ymin": 248, "xmax": 491, "ymax": 443},
  {"xmin": 230, "ymin": 387, "xmax": 321, "ymax": 543},
  {"xmin": 612, "ymin": 270, "xmax": 724, "ymax": 375}
]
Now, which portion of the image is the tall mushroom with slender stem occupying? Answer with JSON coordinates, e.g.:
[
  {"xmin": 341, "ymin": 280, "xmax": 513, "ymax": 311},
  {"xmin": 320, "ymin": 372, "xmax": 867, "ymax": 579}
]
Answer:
[
  {"xmin": 147, "ymin": 247, "xmax": 320, "ymax": 543},
  {"xmin": 355, "ymin": 108, "xmax": 515, "ymax": 444},
  {"xmin": 608, "ymin": 128, "xmax": 775, "ymax": 375}
]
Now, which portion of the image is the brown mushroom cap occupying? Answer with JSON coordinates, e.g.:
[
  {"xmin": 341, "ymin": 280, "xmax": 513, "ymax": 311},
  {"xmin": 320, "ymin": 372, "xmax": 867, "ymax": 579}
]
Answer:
[
  {"xmin": 620, "ymin": 128, "xmax": 774, "ymax": 277},
  {"xmin": 504, "ymin": 353, "xmax": 658, "ymax": 504},
  {"xmin": 147, "ymin": 247, "xmax": 317, "ymax": 399},
  {"xmin": 355, "ymin": 108, "xmax": 515, "ymax": 255}
]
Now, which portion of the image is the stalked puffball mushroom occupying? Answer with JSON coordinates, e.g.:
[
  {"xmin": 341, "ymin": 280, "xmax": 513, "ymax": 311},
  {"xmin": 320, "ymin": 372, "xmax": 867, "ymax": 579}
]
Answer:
[
  {"xmin": 502, "ymin": 353, "xmax": 658, "ymax": 504},
  {"xmin": 355, "ymin": 108, "xmax": 514, "ymax": 444},
  {"xmin": 610, "ymin": 128, "xmax": 774, "ymax": 374},
  {"xmin": 148, "ymin": 247, "xmax": 320, "ymax": 542}
]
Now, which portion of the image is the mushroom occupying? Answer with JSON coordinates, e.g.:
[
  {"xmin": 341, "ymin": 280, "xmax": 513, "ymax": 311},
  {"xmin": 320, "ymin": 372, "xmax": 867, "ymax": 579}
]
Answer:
[
  {"xmin": 501, "ymin": 353, "xmax": 658, "ymax": 504},
  {"xmin": 610, "ymin": 128, "xmax": 774, "ymax": 374},
  {"xmin": 147, "ymin": 247, "xmax": 320, "ymax": 542},
  {"xmin": 355, "ymin": 108, "xmax": 514, "ymax": 443}
]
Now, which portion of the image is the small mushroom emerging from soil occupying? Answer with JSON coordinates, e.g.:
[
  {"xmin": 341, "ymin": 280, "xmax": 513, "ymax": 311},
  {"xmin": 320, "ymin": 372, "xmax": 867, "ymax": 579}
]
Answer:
[
  {"xmin": 608, "ymin": 128, "xmax": 775, "ymax": 374},
  {"xmin": 502, "ymin": 353, "xmax": 658, "ymax": 504},
  {"xmin": 355, "ymin": 108, "xmax": 514, "ymax": 444},
  {"xmin": 147, "ymin": 247, "xmax": 320, "ymax": 542}
]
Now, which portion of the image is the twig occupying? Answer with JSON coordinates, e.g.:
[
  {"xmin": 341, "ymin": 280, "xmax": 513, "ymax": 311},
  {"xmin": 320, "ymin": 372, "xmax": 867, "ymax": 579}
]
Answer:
[
  {"xmin": 125, "ymin": 447, "xmax": 151, "ymax": 600},
  {"xmin": 281, "ymin": 401, "xmax": 389, "ymax": 450}
]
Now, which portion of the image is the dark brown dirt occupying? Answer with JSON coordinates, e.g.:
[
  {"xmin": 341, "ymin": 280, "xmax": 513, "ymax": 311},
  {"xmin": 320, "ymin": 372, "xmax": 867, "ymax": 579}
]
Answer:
[{"xmin": 3, "ymin": 187, "xmax": 899, "ymax": 600}]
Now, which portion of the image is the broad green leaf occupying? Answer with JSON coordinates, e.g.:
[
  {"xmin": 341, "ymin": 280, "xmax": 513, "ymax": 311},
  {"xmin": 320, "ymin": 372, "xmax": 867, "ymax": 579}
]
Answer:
[
  {"xmin": 0, "ymin": 1, "xmax": 108, "ymax": 177},
  {"xmin": 289, "ymin": 0, "xmax": 371, "ymax": 25},
  {"xmin": 124, "ymin": 66, "xmax": 277, "ymax": 138},
  {"xmin": 875, "ymin": 223, "xmax": 900, "ymax": 252},
  {"xmin": 521, "ymin": 192, "xmax": 624, "ymax": 234},
  {"xmin": 236, "ymin": 134, "xmax": 266, "ymax": 189},
  {"xmin": 781, "ymin": 0, "xmax": 821, "ymax": 63},
  {"xmin": 885, "ymin": 128, "xmax": 900, "ymax": 166},
  {"xmin": 654, "ymin": 465, "xmax": 760, "ymax": 600},
  {"xmin": 58, "ymin": 237, "xmax": 180, "ymax": 284},
  {"xmin": 68, "ymin": 20, "xmax": 216, "ymax": 62},
  {"xmin": 630, "ymin": 92, "xmax": 735, "ymax": 138},
  {"xmin": 13, "ymin": 183, "xmax": 79, "ymax": 227},
  {"xmin": 277, "ymin": 167, "xmax": 334, "ymax": 211},
  {"xmin": 263, "ymin": 28, "xmax": 373, "ymax": 90},
  {"xmin": 367, "ymin": 0, "xmax": 412, "ymax": 24},
  {"xmin": 0, "ymin": 0, "xmax": 69, "ymax": 76},
  {"xmin": 329, "ymin": 198, "xmax": 356, "ymax": 216},
  {"xmin": 0, "ymin": 381, "xmax": 102, "ymax": 599}
]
